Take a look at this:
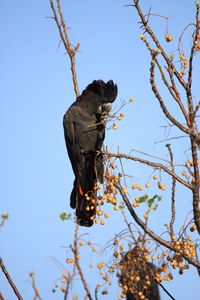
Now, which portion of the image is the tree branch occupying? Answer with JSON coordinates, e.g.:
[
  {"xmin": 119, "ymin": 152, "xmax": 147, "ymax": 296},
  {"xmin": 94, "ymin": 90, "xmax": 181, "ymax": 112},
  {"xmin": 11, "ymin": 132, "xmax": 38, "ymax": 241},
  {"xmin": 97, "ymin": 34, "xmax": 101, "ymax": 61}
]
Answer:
[
  {"xmin": 133, "ymin": 0, "xmax": 188, "ymax": 90},
  {"xmin": 0, "ymin": 257, "xmax": 23, "ymax": 300},
  {"xmin": 0, "ymin": 291, "xmax": 5, "ymax": 300},
  {"xmin": 29, "ymin": 272, "xmax": 42, "ymax": 300},
  {"xmin": 166, "ymin": 144, "xmax": 176, "ymax": 238},
  {"xmin": 103, "ymin": 151, "xmax": 192, "ymax": 190},
  {"xmin": 70, "ymin": 224, "xmax": 93, "ymax": 300},
  {"xmin": 115, "ymin": 181, "xmax": 200, "ymax": 269},
  {"xmin": 49, "ymin": 0, "xmax": 80, "ymax": 97},
  {"xmin": 150, "ymin": 52, "xmax": 191, "ymax": 135}
]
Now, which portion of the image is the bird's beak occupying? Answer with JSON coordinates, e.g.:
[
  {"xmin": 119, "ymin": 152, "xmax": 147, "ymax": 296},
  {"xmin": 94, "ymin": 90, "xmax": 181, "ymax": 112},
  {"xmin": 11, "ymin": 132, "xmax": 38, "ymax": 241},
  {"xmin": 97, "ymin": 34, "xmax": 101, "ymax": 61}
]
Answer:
[{"xmin": 97, "ymin": 103, "xmax": 112, "ymax": 114}]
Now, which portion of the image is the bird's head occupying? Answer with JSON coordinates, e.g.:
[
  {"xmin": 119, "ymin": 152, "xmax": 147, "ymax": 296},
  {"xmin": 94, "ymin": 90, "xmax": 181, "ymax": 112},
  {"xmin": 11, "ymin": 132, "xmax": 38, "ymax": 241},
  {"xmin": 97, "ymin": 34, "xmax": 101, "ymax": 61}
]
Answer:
[
  {"xmin": 87, "ymin": 79, "xmax": 118, "ymax": 115},
  {"xmin": 87, "ymin": 79, "xmax": 118, "ymax": 103},
  {"xmin": 77, "ymin": 79, "xmax": 118, "ymax": 116}
]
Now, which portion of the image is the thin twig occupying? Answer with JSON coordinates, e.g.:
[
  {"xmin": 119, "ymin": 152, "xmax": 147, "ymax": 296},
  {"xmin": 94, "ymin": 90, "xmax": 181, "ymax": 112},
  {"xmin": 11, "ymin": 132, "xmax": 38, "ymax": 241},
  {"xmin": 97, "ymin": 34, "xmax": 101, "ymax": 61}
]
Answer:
[
  {"xmin": 132, "ymin": 0, "xmax": 188, "ymax": 90},
  {"xmin": 94, "ymin": 284, "xmax": 100, "ymax": 300},
  {"xmin": 166, "ymin": 144, "xmax": 176, "ymax": 238},
  {"xmin": 120, "ymin": 208, "xmax": 137, "ymax": 243},
  {"xmin": 154, "ymin": 57, "xmax": 189, "ymax": 125},
  {"xmin": 178, "ymin": 23, "xmax": 195, "ymax": 55},
  {"xmin": 70, "ymin": 224, "xmax": 93, "ymax": 300},
  {"xmin": 115, "ymin": 182, "xmax": 200, "ymax": 269},
  {"xmin": 130, "ymin": 148, "xmax": 170, "ymax": 163},
  {"xmin": 49, "ymin": 0, "xmax": 80, "ymax": 97},
  {"xmin": 157, "ymin": 281, "xmax": 176, "ymax": 300},
  {"xmin": 154, "ymin": 135, "xmax": 187, "ymax": 145},
  {"xmin": 63, "ymin": 257, "xmax": 77, "ymax": 300},
  {"xmin": 63, "ymin": 278, "xmax": 70, "ymax": 300},
  {"xmin": 103, "ymin": 151, "xmax": 192, "ymax": 190},
  {"xmin": 150, "ymin": 51, "xmax": 191, "ymax": 135},
  {"xmin": 0, "ymin": 257, "xmax": 23, "ymax": 300},
  {"xmin": 29, "ymin": 272, "xmax": 42, "ymax": 300}
]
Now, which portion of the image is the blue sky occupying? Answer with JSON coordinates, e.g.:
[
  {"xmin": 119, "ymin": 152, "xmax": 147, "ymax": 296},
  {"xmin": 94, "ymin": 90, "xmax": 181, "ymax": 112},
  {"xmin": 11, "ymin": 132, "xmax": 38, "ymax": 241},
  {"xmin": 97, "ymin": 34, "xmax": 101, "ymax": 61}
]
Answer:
[{"xmin": 1, "ymin": 0, "xmax": 200, "ymax": 299}]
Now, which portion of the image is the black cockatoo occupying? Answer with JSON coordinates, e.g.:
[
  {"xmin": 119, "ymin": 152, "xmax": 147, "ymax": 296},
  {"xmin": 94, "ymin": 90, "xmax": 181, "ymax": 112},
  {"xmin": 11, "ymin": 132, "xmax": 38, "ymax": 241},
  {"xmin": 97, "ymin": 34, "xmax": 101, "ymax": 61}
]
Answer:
[{"xmin": 63, "ymin": 79, "xmax": 118, "ymax": 227}]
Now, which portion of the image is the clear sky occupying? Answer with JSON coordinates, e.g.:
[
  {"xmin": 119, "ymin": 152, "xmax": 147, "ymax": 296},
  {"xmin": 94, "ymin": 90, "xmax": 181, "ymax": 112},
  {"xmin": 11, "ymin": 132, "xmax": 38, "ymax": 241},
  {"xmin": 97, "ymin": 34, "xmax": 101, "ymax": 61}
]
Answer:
[{"xmin": 1, "ymin": 0, "xmax": 200, "ymax": 299}]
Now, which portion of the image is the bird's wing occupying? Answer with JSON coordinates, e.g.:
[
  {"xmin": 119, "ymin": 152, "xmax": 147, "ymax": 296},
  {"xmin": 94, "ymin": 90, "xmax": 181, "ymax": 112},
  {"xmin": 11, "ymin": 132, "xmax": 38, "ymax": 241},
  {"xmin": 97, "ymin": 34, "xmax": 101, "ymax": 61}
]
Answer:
[{"xmin": 63, "ymin": 106, "xmax": 77, "ymax": 175}]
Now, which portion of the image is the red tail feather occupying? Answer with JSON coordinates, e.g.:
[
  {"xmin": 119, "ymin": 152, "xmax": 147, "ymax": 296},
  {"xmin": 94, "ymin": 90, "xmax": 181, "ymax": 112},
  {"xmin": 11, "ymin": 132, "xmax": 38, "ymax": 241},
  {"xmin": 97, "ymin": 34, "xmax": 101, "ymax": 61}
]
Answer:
[{"xmin": 79, "ymin": 185, "xmax": 84, "ymax": 196}]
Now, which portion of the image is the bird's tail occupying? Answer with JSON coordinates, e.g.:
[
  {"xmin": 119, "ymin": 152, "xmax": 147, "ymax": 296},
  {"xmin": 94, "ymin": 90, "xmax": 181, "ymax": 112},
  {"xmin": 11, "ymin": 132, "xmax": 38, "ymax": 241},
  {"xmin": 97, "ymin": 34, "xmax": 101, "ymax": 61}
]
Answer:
[{"xmin": 70, "ymin": 153, "xmax": 100, "ymax": 227}]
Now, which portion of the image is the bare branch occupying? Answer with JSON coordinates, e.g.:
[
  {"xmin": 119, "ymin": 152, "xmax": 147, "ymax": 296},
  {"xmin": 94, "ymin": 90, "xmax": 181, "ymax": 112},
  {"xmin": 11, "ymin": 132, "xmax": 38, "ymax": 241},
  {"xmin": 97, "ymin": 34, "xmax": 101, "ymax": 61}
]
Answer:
[
  {"xmin": 150, "ymin": 52, "xmax": 191, "ymax": 135},
  {"xmin": 192, "ymin": 101, "xmax": 200, "ymax": 123},
  {"xmin": 0, "ymin": 257, "xmax": 23, "ymax": 300},
  {"xmin": 154, "ymin": 57, "xmax": 190, "ymax": 126},
  {"xmin": 0, "ymin": 292, "xmax": 5, "ymax": 300},
  {"xmin": 49, "ymin": 0, "xmax": 80, "ymax": 97},
  {"xmin": 166, "ymin": 144, "xmax": 176, "ymax": 238},
  {"xmin": 70, "ymin": 224, "xmax": 93, "ymax": 300},
  {"xmin": 103, "ymin": 151, "xmax": 193, "ymax": 190},
  {"xmin": 187, "ymin": 3, "xmax": 200, "ymax": 91},
  {"xmin": 130, "ymin": 148, "xmax": 170, "ymax": 163},
  {"xmin": 133, "ymin": 0, "xmax": 188, "ymax": 90},
  {"xmin": 29, "ymin": 272, "xmax": 42, "ymax": 300},
  {"xmin": 154, "ymin": 135, "xmax": 187, "ymax": 145},
  {"xmin": 115, "ymin": 182, "xmax": 200, "ymax": 269}
]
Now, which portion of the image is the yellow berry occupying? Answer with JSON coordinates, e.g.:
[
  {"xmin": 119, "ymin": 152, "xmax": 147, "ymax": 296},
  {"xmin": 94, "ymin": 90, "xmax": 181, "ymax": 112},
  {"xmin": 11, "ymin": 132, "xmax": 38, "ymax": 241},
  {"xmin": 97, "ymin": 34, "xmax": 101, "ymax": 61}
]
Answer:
[
  {"xmin": 132, "ymin": 184, "xmax": 138, "ymax": 189},
  {"xmin": 190, "ymin": 225, "xmax": 197, "ymax": 232},
  {"xmin": 197, "ymin": 44, "xmax": 200, "ymax": 50},
  {"xmin": 135, "ymin": 275, "xmax": 140, "ymax": 282},
  {"xmin": 140, "ymin": 34, "xmax": 146, "ymax": 40},
  {"xmin": 1, "ymin": 212, "xmax": 9, "ymax": 220},
  {"xmin": 165, "ymin": 34, "xmax": 173, "ymax": 42},
  {"xmin": 180, "ymin": 54, "xmax": 187, "ymax": 61},
  {"xmin": 113, "ymin": 251, "xmax": 119, "ymax": 258}
]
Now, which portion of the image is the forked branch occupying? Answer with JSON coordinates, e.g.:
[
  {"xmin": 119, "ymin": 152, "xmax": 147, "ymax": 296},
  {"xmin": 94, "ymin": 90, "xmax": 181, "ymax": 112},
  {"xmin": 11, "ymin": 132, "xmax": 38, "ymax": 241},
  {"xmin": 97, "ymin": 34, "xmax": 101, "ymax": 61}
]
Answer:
[{"xmin": 49, "ymin": 0, "xmax": 80, "ymax": 97}]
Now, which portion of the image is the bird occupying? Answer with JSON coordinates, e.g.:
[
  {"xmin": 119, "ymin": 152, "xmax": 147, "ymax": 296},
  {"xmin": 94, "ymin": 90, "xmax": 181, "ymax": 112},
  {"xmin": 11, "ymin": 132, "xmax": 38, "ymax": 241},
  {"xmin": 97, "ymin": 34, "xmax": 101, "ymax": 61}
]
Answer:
[{"xmin": 63, "ymin": 79, "xmax": 118, "ymax": 227}]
